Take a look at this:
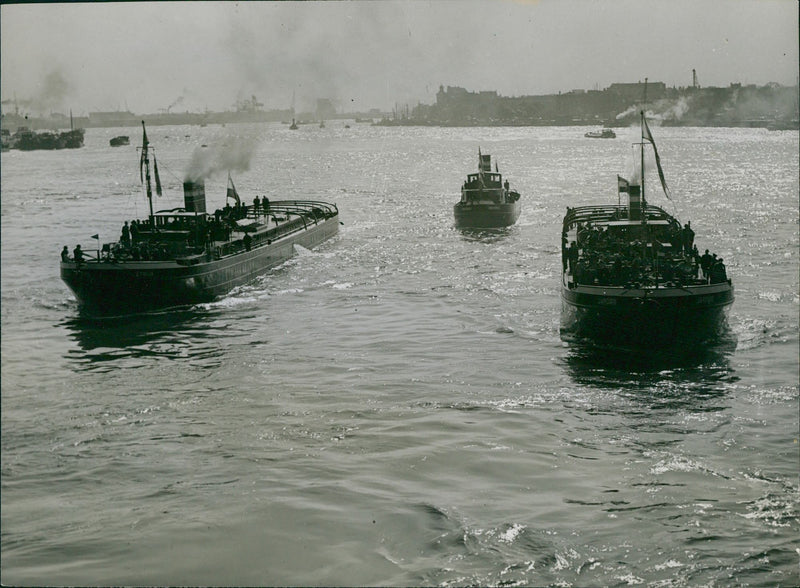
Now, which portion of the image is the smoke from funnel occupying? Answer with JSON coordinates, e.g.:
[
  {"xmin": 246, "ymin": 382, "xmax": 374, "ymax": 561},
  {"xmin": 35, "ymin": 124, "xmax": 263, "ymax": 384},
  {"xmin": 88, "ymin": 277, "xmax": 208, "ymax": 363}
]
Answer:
[{"xmin": 184, "ymin": 135, "xmax": 258, "ymax": 182}]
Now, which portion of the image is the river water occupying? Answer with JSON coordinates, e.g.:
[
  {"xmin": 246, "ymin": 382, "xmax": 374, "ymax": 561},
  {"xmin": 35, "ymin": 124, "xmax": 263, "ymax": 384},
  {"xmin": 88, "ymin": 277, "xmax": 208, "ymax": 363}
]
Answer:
[{"xmin": 1, "ymin": 123, "xmax": 797, "ymax": 586}]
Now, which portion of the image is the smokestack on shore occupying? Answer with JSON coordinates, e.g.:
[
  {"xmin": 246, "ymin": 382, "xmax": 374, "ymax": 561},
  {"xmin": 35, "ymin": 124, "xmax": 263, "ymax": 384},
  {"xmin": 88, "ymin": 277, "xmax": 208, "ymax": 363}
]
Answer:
[{"xmin": 183, "ymin": 180, "xmax": 207, "ymax": 213}]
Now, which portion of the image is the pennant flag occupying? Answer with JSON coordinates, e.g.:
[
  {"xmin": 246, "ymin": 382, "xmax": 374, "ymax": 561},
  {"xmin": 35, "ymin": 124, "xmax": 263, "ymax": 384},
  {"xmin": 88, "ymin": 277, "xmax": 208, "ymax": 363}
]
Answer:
[
  {"xmin": 226, "ymin": 172, "xmax": 240, "ymax": 205},
  {"xmin": 91, "ymin": 234, "xmax": 99, "ymax": 240},
  {"xmin": 642, "ymin": 115, "xmax": 672, "ymax": 200},
  {"xmin": 617, "ymin": 175, "xmax": 630, "ymax": 193},
  {"xmin": 153, "ymin": 156, "xmax": 162, "ymax": 196}
]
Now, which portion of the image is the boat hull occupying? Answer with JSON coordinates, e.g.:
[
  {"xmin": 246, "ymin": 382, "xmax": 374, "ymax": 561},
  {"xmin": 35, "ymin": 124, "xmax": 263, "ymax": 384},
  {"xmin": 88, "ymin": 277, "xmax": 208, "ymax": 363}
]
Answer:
[
  {"xmin": 560, "ymin": 281, "xmax": 734, "ymax": 348},
  {"xmin": 454, "ymin": 201, "xmax": 521, "ymax": 229},
  {"xmin": 61, "ymin": 215, "xmax": 338, "ymax": 315}
]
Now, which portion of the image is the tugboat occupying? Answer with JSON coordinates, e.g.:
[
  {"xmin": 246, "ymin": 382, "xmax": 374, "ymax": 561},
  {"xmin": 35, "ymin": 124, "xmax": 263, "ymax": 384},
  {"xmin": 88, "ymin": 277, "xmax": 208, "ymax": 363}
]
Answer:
[
  {"xmin": 61, "ymin": 122, "xmax": 340, "ymax": 316},
  {"xmin": 584, "ymin": 128, "xmax": 616, "ymax": 139},
  {"xmin": 454, "ymin": 150, "xmax": 521, "ymax": 228},
  {"xmin": 561, "ymin": 111, "xmax": 733, "ymax": 348}
]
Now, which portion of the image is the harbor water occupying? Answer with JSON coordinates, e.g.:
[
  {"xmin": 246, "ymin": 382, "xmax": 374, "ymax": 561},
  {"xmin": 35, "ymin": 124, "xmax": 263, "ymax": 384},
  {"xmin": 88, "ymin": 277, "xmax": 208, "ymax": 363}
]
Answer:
[{"xmin": 1, "ymin": 123, "xmax": 798, "ymax": 586}]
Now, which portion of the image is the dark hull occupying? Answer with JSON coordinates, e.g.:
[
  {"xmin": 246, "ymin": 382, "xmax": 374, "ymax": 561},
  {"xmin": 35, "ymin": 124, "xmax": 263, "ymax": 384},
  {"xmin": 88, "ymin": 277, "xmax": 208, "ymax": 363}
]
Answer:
[
  {"xmin": 61, "ymin": 215, "xmax": 338, "ymax": 315},
  {"xmin": 454, "ymin": 201, "xmax": 521, "ymax": 228},
  {"xmin": 560, "ymin": 281, "xmax": 734, "ymax": 348},
  {"xmin": 15, "ymin": 129, "xmax": 84, "ymax": 150}
]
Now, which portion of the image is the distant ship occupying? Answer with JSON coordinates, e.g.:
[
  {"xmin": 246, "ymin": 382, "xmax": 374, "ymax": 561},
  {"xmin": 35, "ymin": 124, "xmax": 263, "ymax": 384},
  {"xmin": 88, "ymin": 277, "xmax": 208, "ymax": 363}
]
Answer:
[
  {"xmin": 585, "ymin": 128, "xmax": 616, "ymax": 139},
  {"xmin": 12, "ymin": 126, "xmax": 84, "ymax": 150},
  {"xmin": 10, "ymin": 111, "xmax": 84, "ymax": 150},
  {"xmin": 454, "ymin": 150, "xmax": 521, "ymax": 228},
  {"xmin": 289, "ymin": 118, "xmax": 298, "ymax": 130},
  {"xmin": 561, "ymin": 111, "xmax": 733, "ymax": 348},
  {"xmin": 61, "ymin": 122, "xmax": 340, "ymax": 316},
  {"xmin": 109, "ymin": 135, "xmax": 130, "ymax": 147}
]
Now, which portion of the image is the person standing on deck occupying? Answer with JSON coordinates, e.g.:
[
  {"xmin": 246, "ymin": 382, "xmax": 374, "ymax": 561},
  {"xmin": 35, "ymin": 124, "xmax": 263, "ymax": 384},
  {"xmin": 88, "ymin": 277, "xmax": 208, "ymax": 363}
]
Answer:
[
  {"xmin": 130, "ymin": 220, "xmax": 139, "ymax": 244},
  {"xmin": 700, "ymin": 249, "xmax": 713, "ymax": 281},
  {"xmin": 121, "ymin": 221, "xmax": 131, "ymax": 247},
  {"xmin": 682, "ymin": 222, "xmax": 695, "ymax": 255},
  {"xmin": 73, "ymin": 244, "xmax": 84, "ymax": 266},
  {"xmin": 61, "ymin": 246, "xmax": 70, "ymax": 262}
]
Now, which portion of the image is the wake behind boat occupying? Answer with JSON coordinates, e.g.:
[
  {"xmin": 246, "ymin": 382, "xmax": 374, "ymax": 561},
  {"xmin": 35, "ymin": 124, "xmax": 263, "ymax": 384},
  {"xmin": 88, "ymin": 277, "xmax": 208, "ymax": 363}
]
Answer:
[
  {"xmin": 454, "ymin": 150, "xmax": 521, "ymax": 229},
  {"xmin": 60, "ymin": 122, "xmax": 340, "ymax": 316},
  {"xmin": 561, "ymin": 111, "xmax": 733, "ymax": 348}
]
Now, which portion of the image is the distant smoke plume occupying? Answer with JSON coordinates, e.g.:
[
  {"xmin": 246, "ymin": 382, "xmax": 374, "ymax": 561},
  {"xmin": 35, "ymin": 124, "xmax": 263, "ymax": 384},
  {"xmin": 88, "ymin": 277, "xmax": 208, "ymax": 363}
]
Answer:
[
  {"xmin": 616, "ymin": 105, "xmax": 637, "ymax": 120},
  {"xmin": 184, "ymin": 135, "xmax": 259, "ymax": 182},
  {"xmin": 617, "ymin": 96, "xmax": 691, "ymax": 123},
  {"xmin": 24, "ymin": 68, "xmax": 73, "ymax": 114},
  {"xmin": 168, "ymin": 96, "xmax": 185, "ymax": 112}
]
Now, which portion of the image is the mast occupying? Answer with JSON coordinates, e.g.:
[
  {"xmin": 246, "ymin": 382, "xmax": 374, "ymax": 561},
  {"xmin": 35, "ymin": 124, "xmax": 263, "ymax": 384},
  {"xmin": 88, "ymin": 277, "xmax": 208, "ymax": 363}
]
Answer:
[
  {"xmin": 641, "ymin": 78, "xmax": 648, "ymax": 216},
  {"xmin": 140, "ymin": 121, "xmax": 155, "ymax": 226}
]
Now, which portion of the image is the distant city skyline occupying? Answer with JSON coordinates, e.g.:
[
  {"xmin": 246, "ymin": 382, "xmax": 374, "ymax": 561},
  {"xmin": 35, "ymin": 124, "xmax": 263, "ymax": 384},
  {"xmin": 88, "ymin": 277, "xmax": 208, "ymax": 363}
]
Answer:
[{"xmin": 2, "ymin": 0, "xmax": 797, "ymax": 116}]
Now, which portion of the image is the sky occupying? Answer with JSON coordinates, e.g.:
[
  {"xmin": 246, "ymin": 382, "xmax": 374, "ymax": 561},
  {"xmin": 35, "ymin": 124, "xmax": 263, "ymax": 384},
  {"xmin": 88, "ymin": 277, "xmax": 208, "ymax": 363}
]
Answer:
[{"xmin": 1, "ymin": 0, "xmax": 797, "ymax": 116}]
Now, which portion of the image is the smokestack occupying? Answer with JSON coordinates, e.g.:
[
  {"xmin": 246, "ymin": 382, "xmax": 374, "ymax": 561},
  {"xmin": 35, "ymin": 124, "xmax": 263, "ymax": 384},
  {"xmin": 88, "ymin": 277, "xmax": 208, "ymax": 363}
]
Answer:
[
  {"xmin": 628, "ymin": 184, "xmax": 641, "ymax": 220},
  {"xmin": 183, "ymin": 180, "xmax": 207, "ymax": 213}
]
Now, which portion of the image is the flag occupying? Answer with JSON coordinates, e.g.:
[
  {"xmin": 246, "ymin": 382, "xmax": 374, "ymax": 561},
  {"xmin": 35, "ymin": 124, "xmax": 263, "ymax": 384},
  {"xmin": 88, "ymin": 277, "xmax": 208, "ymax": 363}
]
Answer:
[
  {"xmin": 91, "ymin": 234, "xmax": 99, "ymax": 240},
  {"xmin": 226, "ymin": 172, "xmax": 240, "ymax": 205},
  {"xmin": 153, "ymin": 155, "xmax": 162, "ymax": 196},
  {"xmin": 617, "ymin": 175, "xmax": 629, "ymax": 193},
  {"xmin": 642, "ymin": 115, "xmax": 672, "ymax": 200},
  {"xmin": 139, "ymin": 121, "xmax": 149, "ymax": 183}
]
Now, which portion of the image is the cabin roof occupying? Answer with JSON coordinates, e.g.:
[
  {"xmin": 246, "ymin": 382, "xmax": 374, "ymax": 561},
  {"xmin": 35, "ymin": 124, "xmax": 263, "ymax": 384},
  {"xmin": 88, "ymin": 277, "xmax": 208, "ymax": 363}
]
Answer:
[
  {"xmin": 602, "ymin": 219, "xmax": 671, "ymax": 227},
  {"xmin": 153, "ymin": 210, "xmax": 208, "ymax": 218}
]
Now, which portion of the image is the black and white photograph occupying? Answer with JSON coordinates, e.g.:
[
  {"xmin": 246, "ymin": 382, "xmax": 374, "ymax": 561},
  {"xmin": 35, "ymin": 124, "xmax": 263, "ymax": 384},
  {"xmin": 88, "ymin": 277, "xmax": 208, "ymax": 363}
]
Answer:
[{"xmin": 1, "ymin": 1, "xmax": 798, "ymax": 585}]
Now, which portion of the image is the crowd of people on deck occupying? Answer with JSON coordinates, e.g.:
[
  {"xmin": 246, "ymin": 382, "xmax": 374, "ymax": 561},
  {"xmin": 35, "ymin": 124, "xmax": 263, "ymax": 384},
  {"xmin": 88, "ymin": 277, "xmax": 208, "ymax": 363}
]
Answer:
[
  {"xmin": 60, "ymin": 196, "xmax": 275, "ymax": 264},
  {"xmin": 565, "ymin": 220, "xmax": 728, "ymax": 287}
]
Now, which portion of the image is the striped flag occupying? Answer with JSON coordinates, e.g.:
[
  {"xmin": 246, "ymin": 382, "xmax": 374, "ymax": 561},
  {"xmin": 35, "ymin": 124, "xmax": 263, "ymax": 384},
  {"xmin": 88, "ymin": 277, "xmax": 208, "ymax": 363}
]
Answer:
[{"xmin": 226, "ymin": 172, "xmax": 240, "ymax": 205}]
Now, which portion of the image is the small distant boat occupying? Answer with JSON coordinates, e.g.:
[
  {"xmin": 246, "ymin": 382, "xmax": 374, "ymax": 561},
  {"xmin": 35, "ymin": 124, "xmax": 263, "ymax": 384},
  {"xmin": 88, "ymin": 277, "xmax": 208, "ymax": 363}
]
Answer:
[
  {"xmin": 109, "ymin": 135, "xmax": 130, "ymax": 147},
  {"xmin": 585, "ymin": 128, "xmax": 616, "ymax": 139},
  {"xmin": 60, "ymin": 121, "xmax": 340, "ymax": 316},
  {"xmin": 319, "ymin": 120, "xmax": 325, "ymax": 128},
  {"xmin": 561, "ymin": 111, "xmax": 733, "ymax": 348},
  {"xmin": 454, "ymin": 150, "xmax": 521, "ymax": 229},
  {"xmin": 289, "ymin": 118, "xmax": 298, "ymax": 130}
]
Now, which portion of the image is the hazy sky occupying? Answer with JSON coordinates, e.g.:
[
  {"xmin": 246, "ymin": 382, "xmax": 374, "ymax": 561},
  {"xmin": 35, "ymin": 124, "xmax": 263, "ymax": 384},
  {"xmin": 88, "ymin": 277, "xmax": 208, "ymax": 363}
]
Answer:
[{"xmin": 1, "ymin": 0, "xmax": 797, "ymax": 116}]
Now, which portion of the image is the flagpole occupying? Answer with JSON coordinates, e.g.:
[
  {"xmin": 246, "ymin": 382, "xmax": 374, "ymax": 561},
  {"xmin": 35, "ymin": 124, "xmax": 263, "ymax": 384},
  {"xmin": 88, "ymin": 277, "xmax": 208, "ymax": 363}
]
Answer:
[
  {"xmin": 641, "ymin": 78, "xmax": 647, "ymax": 217},
  {"xmin": 141, "ymin": 121, "xmax": 155, "ymax": 228}
]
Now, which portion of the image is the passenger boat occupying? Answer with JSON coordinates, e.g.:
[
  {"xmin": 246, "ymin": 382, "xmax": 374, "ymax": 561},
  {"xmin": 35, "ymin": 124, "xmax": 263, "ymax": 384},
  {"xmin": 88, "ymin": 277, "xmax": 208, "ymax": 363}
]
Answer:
[
  {"xmin": 561, "ymin": 111, "xmax": 733, "ymax": 348},
  {"xmin": 584, "ymin": 128, "xmax": 616, "ymax": 139},
  {"xmin": 61, "ymin": 122, "xmax": 340, "ymax": 316},
  {"xmin": 454, "ymin": 150, "xmax": 521, "ymax": 228}
]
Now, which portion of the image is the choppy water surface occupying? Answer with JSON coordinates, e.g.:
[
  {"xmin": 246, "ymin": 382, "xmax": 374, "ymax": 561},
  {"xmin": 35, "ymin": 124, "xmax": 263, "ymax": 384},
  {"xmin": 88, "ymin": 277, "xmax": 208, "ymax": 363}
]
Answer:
[{"xmin": 2, "ymin": 123, "xmax": 797, "ymax": 586}]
